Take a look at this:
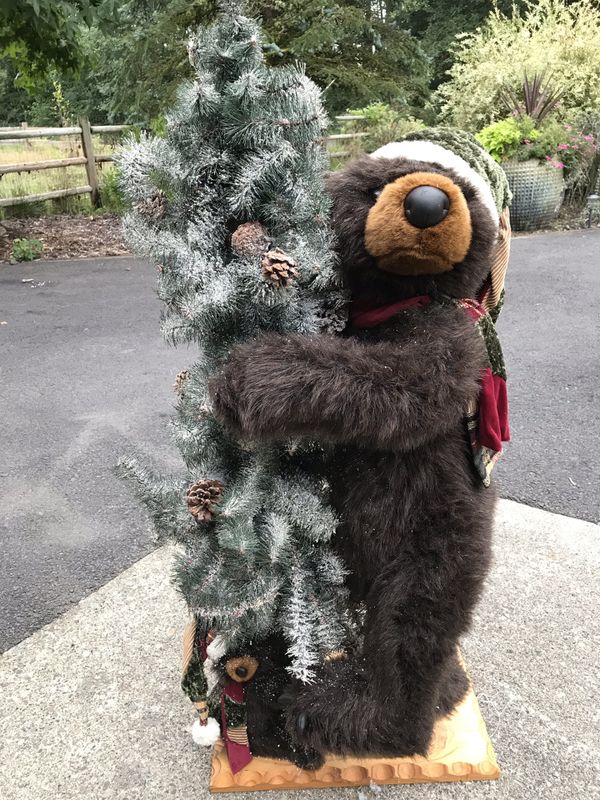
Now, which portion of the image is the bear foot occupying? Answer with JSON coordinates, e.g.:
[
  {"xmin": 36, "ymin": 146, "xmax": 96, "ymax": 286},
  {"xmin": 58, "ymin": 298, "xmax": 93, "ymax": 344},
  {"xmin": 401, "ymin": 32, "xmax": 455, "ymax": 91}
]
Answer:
[
  {"xmin": 282, "ymin": 658, "xmax": 433, "ymax": 759},
  {"xmin": 435, "ymin": 652, "xmax": 470, "ymax": 718}
]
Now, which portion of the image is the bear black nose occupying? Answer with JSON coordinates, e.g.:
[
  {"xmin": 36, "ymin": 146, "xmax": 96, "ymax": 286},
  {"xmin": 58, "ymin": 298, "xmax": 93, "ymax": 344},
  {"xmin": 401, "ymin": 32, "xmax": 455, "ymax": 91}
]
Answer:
[
  {"xmin": 235, "ymin": 666, "xmax": 248, "ymax": 678},
  {"xmin": 404, "ymin": 185, "xmax": 450, "ymax": 229}
]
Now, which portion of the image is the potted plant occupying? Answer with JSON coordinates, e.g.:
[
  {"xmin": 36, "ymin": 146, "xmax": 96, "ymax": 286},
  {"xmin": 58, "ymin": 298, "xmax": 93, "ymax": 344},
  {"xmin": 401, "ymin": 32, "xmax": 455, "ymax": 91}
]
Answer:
[{"xmin": 477, "ymin": 74, "xmax": 565, "ymax": 230}]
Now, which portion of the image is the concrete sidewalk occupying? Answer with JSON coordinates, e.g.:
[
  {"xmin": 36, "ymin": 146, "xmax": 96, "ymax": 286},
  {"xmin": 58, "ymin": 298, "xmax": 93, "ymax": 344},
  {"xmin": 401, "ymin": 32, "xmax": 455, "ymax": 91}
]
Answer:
[{"xmin": 1, "ymin": 499, "xmax": 598, "ymax": 800}]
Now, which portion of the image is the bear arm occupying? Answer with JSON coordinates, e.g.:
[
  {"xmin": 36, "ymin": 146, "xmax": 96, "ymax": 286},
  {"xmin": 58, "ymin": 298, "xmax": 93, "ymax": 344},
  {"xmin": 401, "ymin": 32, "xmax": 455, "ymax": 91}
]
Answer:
[{"xmin": 209, "ymin": 317, "xmax": 486, "ymax": 451}]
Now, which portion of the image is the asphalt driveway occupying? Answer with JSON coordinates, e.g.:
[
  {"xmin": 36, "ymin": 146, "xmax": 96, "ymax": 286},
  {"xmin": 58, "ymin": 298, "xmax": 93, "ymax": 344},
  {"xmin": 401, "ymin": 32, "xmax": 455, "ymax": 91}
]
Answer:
[
  {"xmin": 494, "ymin": 228, "xmax": 599, "ymax": 521},
  {"xmin": 0, "ymin": 257, "xmax": 183, "ymax": 651},
  {"xmin": 0, "ymin": 228, "xmax": 598, "ymax": 652}
]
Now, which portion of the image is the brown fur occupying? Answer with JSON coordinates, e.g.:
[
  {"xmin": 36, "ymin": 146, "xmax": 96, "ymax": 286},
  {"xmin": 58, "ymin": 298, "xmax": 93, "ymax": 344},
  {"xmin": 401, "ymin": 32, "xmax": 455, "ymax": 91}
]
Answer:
[
  {"xmin": 209, "ymin": 152, "xmax": 500, "ymax": 763},
  {"xmin": 365, "ymin": 172, "xmax": 472, "ymax": 275}
]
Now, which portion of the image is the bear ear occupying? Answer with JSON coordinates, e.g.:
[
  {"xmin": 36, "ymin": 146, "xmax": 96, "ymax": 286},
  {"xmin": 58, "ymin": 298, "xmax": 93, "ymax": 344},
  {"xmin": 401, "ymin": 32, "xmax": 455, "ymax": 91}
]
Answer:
[
  {"xmin": 324, "ymin": 168, "xmax": 342, "ymax": 197},
  {"xmin": 325, "ymin": 154, "xmax": 379, "ymax": 202}
]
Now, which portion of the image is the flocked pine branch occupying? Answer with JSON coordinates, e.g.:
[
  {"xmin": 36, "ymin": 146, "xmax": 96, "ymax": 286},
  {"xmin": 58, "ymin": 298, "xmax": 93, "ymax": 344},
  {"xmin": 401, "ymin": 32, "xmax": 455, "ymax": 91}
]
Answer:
[{"xmin": 118, "ymin": 1, "xmax": 353, "ymax": 679}]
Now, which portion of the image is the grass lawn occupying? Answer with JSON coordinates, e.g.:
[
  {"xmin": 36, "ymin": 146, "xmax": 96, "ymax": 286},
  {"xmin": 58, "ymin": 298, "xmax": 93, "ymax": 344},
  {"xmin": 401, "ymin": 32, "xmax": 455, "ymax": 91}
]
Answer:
[
  {"xmin": 0, "ymin": 135, "xmax": 120, "ymax": 218},
  {"xmin": 0, "ymin": 131, "xmax": 360, "ymax": 219}
]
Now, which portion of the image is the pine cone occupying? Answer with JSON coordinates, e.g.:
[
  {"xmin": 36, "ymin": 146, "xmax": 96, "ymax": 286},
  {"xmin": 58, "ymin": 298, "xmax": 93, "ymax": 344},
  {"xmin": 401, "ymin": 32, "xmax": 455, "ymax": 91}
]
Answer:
[
  {"xmin": 231, "ymin": 222, "xmax": 270, "ymax": 258},
  {"xmin": 135, "ymin": 190, "xmax": 168, "ymax": 221},
  {"xmin": 174, "ymin": 369, "xmax": 190, "ymax": 396},
  {"xmin": 186, "ymin": 479, "xmax": 224, "ymax": 523},
  {"xmin": 318, "ymin": 307, "xmax": 347, "ymax": 334},
  {"xmin": 261, "ymin": 248, "xmax": 298, "ymax": 288}
]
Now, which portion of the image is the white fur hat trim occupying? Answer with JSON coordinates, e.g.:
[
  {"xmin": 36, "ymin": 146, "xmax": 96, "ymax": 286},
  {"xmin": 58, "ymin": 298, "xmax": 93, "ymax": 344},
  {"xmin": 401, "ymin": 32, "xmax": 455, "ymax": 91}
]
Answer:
[
  {"xmin": 371, "ymin": 140, "xmax": 499, "ymax": 224},
  {"xmin": 206, "ymin": 635, "xmax": 227, "ymax": 661}
]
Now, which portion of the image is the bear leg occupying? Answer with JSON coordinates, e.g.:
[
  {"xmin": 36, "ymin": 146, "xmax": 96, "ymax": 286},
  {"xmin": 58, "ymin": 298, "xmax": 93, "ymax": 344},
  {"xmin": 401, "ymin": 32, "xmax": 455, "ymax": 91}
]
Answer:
[{"xmin": 285, "ymin": 540, "xmax": 487, "ymax": 758}]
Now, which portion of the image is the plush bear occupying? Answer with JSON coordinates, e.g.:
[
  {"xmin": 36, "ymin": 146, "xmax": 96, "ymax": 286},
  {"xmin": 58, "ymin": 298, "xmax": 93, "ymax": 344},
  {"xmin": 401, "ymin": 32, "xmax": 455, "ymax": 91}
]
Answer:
[
  {"xmin": 209, "ymin": 128, "xmax": 511, "ymax": 762},
  {"xmin": 232, "ymin": 635, "xmax": 325, "ymax": 770},
  {"xmin": 183, "ymin": 624, "xmax": 325, "ymax": 770}
]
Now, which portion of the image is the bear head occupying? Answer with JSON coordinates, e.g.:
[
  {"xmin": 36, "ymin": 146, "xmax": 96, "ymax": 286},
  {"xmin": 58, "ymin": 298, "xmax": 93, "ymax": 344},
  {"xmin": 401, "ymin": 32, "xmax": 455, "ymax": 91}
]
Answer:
[{"xmin": 326, "ymin": 129, "xmax": 509, "ymax": 305}]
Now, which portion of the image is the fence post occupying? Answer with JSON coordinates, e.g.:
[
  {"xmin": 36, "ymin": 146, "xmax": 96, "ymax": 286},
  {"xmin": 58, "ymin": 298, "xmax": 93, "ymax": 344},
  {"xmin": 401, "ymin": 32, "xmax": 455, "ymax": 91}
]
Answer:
[{"xmin": 79, "ymin": 117, "xmax": 100, "ymax": 207}]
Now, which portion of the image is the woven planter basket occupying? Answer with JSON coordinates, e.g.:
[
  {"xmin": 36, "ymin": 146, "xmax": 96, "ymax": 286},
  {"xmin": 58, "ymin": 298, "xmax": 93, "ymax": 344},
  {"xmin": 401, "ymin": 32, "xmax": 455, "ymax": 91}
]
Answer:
[{"xmin": 502, "ymin": 159, "xmax": 564, "ymax": 231}]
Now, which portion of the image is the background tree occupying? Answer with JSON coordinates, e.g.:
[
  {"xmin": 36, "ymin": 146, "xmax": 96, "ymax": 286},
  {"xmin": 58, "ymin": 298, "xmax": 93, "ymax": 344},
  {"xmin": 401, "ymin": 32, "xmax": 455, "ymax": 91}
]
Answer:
[
  {"xmin": 77, "ymin": 0, "xmax": 431, "ymax": 121},
  {"xmin": 65, "ymin": 0, "xmax": 217, "ymax": 123},
  {"xmin": 7, "ymin": 1, "xmax": 593, "ymax": 140},
  {"xmin": 0, "ymin": 0, "xmax": 109, "ymax": 87},
  {"xmin": 435, "ymin": 0, "xmax": 600, "ymax": 131},
  {"xmin": 0, "ymin": 0, "xmax": 432, "ymax": 125},
  {"xmin": 248, "ymin": 0, "xmax": 430, "ymax": 115},
  {"xmin": 391, "ymin": 0, "xmax": 526, "ymax": 89},
  {"xmin": 0, "ymin": 63, "xmax": 38, "ymax": 125}
]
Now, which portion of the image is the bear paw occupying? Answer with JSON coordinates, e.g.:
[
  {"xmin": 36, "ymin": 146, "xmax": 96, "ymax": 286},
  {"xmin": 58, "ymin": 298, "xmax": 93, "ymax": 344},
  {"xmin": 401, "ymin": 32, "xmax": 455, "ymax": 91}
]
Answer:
[{"xmin": 280, "ymin": 660, "xmax": 369, "ymax": 754}]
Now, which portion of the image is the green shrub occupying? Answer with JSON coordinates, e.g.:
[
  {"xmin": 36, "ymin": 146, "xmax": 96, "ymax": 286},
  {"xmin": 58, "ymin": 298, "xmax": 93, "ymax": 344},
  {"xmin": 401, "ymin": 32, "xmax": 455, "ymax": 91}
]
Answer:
[
  {"xmin": 476, "ymin": 118, "xmax": 532, "ymax": 163},
  {"xmin": 343, "ymin": 103, "xmax": 426, "ymax": 154},
  {"xmin": 436, "ymin": 0, "xmax": 600, "ymax": 132},
  {"xmin": 12, "ymin": 238, "xmax": 43, "ymax": 262},
  {"xmin": 0, "ymin": 201, "xmax": 46, "ymax": 221},
  {"xmin": 477, "ymin": 112, "xmax": 599, "ymax": 208},
  {"xmin": 99, "ymin": 165, "xmax": 127, "ymax": 213},
  {"xmin": 348, "ymin": 102, "xmax": 401, "ymax": 128},
  {"xmin": 476, "ymin": 115, "xmax": 569, "ymax": 163},
  {"xmin": 149, "ymin": 115, "xmax": 167, "ymax": 138},
  {"xmin": 531, "ymin": 119, "xmax": 570, "ymax": 164},
  {"xmin": 498, "ymin": 72, "xmax": 563, "ymax": 127},
  {"xmin": 558, "ymin": 120, "xmax": 599, "ymax": 207}
]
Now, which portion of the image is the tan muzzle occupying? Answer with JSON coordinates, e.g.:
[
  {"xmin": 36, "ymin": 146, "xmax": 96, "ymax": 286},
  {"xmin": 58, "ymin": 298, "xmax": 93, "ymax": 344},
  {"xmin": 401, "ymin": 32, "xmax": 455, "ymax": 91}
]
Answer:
[{"xmin": 364, "ymin": 172, "xmax": 473, "ymax": 276}]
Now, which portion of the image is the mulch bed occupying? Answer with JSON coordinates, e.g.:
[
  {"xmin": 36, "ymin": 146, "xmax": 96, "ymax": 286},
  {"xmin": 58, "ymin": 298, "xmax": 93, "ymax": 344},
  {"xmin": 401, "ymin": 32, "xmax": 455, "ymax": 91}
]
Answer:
[
  {"xmin": 0, "ymin": 213, "xmax": 130, "ymax": 263},
  {"xmin": 1, "ymin": 210, "xmax": 595, "ymax": 265}
]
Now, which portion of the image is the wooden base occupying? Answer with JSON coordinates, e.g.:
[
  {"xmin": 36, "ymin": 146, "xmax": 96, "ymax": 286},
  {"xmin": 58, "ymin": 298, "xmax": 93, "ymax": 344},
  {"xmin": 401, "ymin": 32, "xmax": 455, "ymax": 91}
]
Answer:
[{"xmin": 210, "ymin": 683, "xmax": 500, "ymax": 792}]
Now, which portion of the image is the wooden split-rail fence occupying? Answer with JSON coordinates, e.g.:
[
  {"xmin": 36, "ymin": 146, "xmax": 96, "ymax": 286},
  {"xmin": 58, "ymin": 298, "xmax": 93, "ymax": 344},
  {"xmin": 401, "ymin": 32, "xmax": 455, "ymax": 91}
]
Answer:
[
  {"xmin": 0, "ymin": 118, "xmax": 135, "ymax": 209},
  {"xmin": 0, "ymin": 115, "xmax": 366, "ymax": 210}
]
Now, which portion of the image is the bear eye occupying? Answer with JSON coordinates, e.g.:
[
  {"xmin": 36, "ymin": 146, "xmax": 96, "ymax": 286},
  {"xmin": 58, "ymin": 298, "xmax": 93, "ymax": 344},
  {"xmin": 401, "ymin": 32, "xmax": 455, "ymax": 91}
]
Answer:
[{"xmin": 372, "ymin": 188, "xmax": 382, "ymax": 201}]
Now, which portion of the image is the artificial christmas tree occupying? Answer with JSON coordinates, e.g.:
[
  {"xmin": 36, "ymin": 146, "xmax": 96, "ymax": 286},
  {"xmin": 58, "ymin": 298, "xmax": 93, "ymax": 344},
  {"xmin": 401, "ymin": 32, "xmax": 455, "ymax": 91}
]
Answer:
[
  {"xmin": 173, "ymin": 369, "xmax": 189, "ymax": 396},
  {"xmin": 135, "ymin": 189, "xmax": 168, "ymax": 221},
  {"xmin": 230, "ymin": 222, "xmax": 270, "ymax": 257},
  {"xmin": 118, "ymin": 0, "xmax": 352, "ymax": 770},
  {"xmin": 260, "ymin": 248, "xmax": 298, "ymax": 287}
]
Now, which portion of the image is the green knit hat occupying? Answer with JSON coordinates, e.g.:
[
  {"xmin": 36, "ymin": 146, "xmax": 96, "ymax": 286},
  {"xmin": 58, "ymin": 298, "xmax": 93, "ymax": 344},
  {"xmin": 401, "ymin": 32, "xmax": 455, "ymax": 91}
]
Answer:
[{"xmin": 371, "ymin": 126, "xmax": 511, "ymax": 224}]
